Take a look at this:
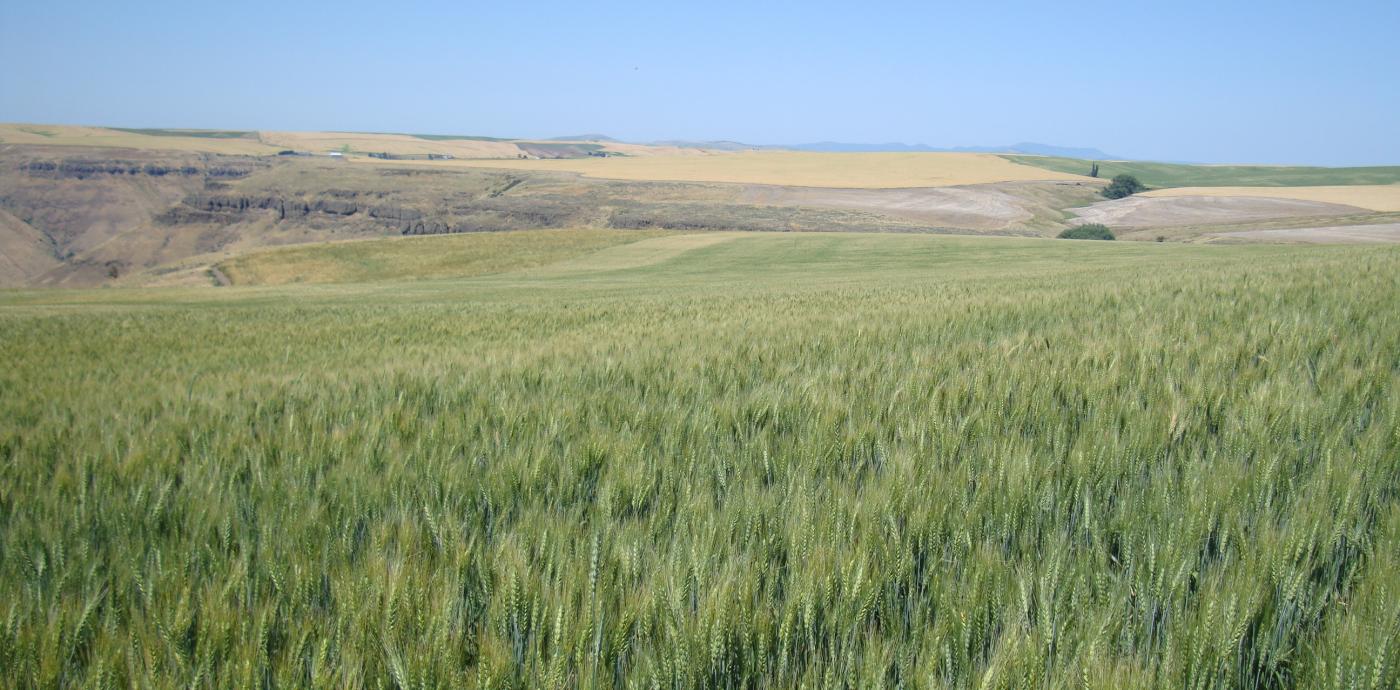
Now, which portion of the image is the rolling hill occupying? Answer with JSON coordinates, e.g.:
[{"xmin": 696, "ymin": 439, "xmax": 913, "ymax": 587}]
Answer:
[{"xmin": 3, "ymin": 122, "xmax": 1400, "ymax": 290}]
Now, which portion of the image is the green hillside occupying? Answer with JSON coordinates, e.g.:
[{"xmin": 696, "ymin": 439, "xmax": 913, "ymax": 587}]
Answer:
[{"xmin": 1006, "ymin": 154, "xmax": 1400, "ymax": 188}]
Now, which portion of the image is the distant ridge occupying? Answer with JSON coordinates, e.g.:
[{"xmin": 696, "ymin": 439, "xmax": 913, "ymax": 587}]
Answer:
[
  {"xmin": 547, "ymin": 134, "xmax": 620, "ymax": 142},
  {"xmin": 649, "ymin": 140, "xmax": 764, "ymax": 151},
  {"xmin": 517, "ymin": 133, "xmax": 1120, "ymax": 158},
  {"xmin": 611, "ymin": 138, "xmax": 1118, "ymax": 158},
  {"xmin": 786, "ymin": 141, "xmax": 1117, "ymax": 159}
]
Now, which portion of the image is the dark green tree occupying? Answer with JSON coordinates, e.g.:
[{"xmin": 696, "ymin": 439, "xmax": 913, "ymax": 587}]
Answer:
[
  {"xmin": 1090, "ymin": 162, "xmax": 1100, "ymax": 178},
  {"xmin": 1058, "ymin": 224, "xmax": 1116, "ymax": 240},
  {"xmin": 1101, "ymin": 174, "xmax": 1146, "ymax": 199}
]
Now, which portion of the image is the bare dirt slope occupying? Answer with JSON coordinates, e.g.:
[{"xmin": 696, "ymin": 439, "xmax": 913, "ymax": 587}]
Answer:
[
  {"xmin": 14, "ymin": 145, "xmax": 1072, "ymax": 287},
  {"xmin": 0, "ymin": 208, "xmax": 61, "ymax": 287},
  {"xmin": 742, "ymin": 181, "xmax": 1101, "ymax": 232},
  {"xmin": 10, "ymin": 136, "xmax": 1392, "ymax": 289},
  {"xmin": 1210, "ymin": 223, "xmax": 1400, "ymax": 244},
  {"xmin": 1141, "ymin": 185, "xmax": 1400, "ymax": 212},
  {"xmin": 1072, "ymin": 195, "xmax": 1366, "ymax": 228},
  {"xmin": 0, "ymin": 148, "xmax": 223, "ymax": 284}
]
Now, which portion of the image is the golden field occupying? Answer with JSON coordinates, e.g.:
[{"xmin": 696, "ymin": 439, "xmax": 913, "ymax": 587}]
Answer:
[
  {"xmin": 0, "ymin": 123, "xmax": 281, "ymax": 155},
  {"xmin": 0, "ymin": 123, "xmax": 710, "ymax": 160},
  {"xmin": 435, "ymin": 151, "xmax": 1097, "ymax": 188},
  {"xmin": 258, "ymin": 130, "xmax": 523, "ymax": 158},
  {"xmin": 216, "ymin": 228, "xmax": 671, "ymax": 286}
]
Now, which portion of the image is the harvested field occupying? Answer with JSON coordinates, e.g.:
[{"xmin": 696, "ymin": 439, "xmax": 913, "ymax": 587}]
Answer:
[
  {"xmin": 1141, "ymin": 185, "xmax": 1400, "ymax": 212},
  {"xmin": 0, "ymin": 123, "xmax": 280, "ymax": 155},
  {"xmin": 1211, "ymin": 222, "xmax": 1400, "ymax": 244},
  {"xmin": 577, "ymin": 141, "xmax": 714, "ymax": 157},
  {"xmin": 745, "ymin": 185, "xmax": 1027, "ymax": 229},
  {"xmin": 260, "ymin": 131, "xmax": 524, "ymax": 158},
  {"xmin": 438, "ymin": 151, "xmax": 1096, "ymax": 188},
  {"xmin": 0, "ymin": 124, "xmax": 715, "ymax": 160},
  {"xmin": 1007, "ymin": 155, "xmax": 1400, "ymax": 188},
  {"xmin": 742, "ymin": 180, "xmax": 1103, "ymax": 231},
  {"xmin": 1073, "ymin": 194, "xmax": 1366, "ymax": 228}
]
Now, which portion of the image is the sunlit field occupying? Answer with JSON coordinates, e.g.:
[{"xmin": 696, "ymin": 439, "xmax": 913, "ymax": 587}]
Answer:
[
  {"xmin": 441, "ymin": 151, "xmax": 1093, "ymax": 188},
  {"xmin": 2, "ymin": 233, "xmax": 1397, "ymax": 688}
]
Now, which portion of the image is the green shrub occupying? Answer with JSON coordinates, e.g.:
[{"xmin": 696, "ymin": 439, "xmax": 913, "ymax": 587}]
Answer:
[
  {"xmin": 1102, "ymin": 173, "xmax": 1146, "ymax": 199},
  {"xmin": 1058, "ymin": 223, "xmax": 1116, "ymax": 240}
]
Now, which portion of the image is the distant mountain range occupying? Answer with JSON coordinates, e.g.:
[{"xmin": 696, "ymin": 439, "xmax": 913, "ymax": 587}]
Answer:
[{"xmin": 561, "ymin": 135, "xmax": 1117, "ymax": 159}]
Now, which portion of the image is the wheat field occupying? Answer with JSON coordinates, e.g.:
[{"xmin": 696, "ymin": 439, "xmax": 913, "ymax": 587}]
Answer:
[
  {"xmin": 2, "ymin": 233, "xmax": 1398, "ymax": 688},
  {"xmin": 437, "ymin": 151, "xmax": 1096, "ymax": 188},
  {"xmin": 258, "ymin": 131, "xmax": 524, "ymax": 158}
]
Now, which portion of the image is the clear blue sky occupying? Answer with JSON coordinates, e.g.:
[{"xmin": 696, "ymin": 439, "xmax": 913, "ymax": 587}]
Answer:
[{"xmin": 2, "ymin": 0, "xmax": 1396, "ymax": 165}]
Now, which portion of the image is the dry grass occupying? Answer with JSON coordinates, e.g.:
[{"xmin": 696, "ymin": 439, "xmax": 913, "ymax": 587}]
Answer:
[
  {"xmin": 0, "ymin": 123, "xmax": 281, "ymax": 155},
  {"xmin": 217, "ymin": 228, "xmax": 670, "ymax": 285},
  {"xmin": 1209, "ymin": 223, "xmax": 1400, "ymax": 244},
  {"xmin": 1142, "ymin": 185, "xmax": 1400, "ymax": 212},
  {"xmin": 260, "ymin": 130, "xmax": 525, "ymax": 158},
  {"xmin": 530, "ymin": 231, "xmax": 745, "ymax": 274},
  {"xmin": 432, "ymin": 151, "xmax": 1097, "ymax": 188},
  {"xmin": 0, "ymin": 208, "xmax": 61, "ymax": 287},
  {"xmin": 0, "ymin": 123, "xmax": 715, "ymax": 160},
  {"xmin": 265, "ymin": 133, "xmax": 716, "ymax": 158},
  {"xmin": 576, "ymin": 141, "xmax": 713, "ymax": 157}
]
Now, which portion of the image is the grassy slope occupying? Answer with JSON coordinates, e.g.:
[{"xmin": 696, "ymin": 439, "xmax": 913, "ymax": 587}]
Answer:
[
  {"xmin": 216, "ymin": 228, "xmax": 672, "ymax": 285},
  {"xmin": 107, "ymin": 127, "xmax": 257, "ymax": 139},
  {"xmin": 1005, "ymin": 154, "xmax": 1400, "ymax": 188},
  {"xmin": 0, "ymin": 123, "xmax": 281, "ymax": 155},
  {"xmin": 2, "ymin": 233, "xmax": 1399, "ymax": 688}
]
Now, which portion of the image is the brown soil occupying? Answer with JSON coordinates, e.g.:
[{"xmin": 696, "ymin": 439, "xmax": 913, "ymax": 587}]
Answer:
[
  {"xmin": 1210, "ymin": 223, "xmax": 1400, "ymax": 244},
  {"xmin": 1072, "ymin": 195, "xmax": 1365, "ymax": 228},
  {"xmin": 740, "ymin": 181, "xmax": 1101, "ymax": 232}
]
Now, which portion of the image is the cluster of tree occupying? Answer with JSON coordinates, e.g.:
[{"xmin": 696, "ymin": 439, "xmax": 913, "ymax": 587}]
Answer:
[
  {"xmin": 1101, "ymin": 173, "xmax": 1146, "ymax": 199},
  {"xmin": 1058, "ymin": 223, "xmax": 1116, "ymax": 240}
]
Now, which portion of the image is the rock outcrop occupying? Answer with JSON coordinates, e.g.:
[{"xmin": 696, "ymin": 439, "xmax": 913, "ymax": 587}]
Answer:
[{"xmin": 21, "ymin": 159, "xmax": 259, "ymax": 180}]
